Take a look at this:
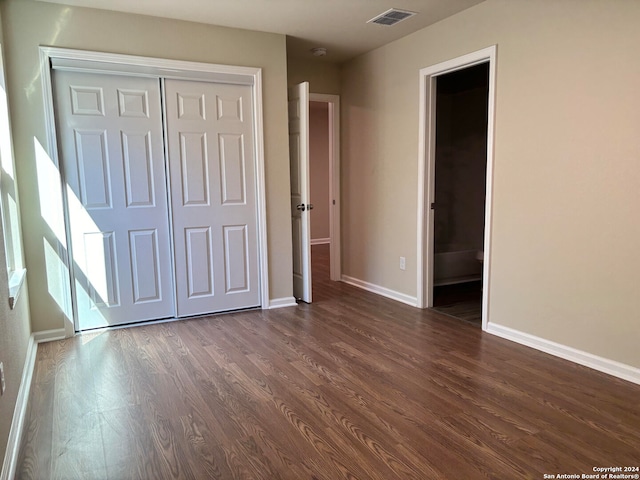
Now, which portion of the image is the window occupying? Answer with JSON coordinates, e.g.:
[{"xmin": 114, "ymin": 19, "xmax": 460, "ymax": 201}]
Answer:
[{"xmin": 0, "ymin": 44, "xmax": 26, "ymax": 309}]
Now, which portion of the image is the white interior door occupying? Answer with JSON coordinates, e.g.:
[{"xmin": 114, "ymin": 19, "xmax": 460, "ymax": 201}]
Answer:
[
  {"xmin": 164, "ymin": 78, "xmax": 261, "ymax": 317},
  {"xmin": 288, "ymin": 82, "xmax": 312, "ymax": 302},
  {"xmin": 53, "ymin": 71, "xmax": 174, "ymax": 330}
]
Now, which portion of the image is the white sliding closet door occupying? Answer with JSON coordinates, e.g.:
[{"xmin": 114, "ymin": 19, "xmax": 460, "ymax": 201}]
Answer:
[
  {"xmin": 54, "ymin": 71, "xmax": 174, "ymax": 330},
  {"xmin": 164, "ymin": 79, "xmax": 260, "ymax": 316}
]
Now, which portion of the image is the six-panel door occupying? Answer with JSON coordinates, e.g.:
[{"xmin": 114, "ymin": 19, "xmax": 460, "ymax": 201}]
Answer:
[
  {"xmin": 164, "ymin": 79, "xmax": 260, "ymax": 317},
  {"xmin": 54, "ymin": 71, "xmax": 175, "ymax": 329},
  {"xmin": 54, "ymin": 71, "xmax": 261, "ymax": 330}
]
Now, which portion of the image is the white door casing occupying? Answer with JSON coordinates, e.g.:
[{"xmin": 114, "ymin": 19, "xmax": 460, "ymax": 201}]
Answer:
[
  {"xmin": 53, "ymin": 71, "xmax": 174, "ymax": 330},
  {"xmin": 288, "ymin": 82, "xmax": 312, "ymax": 303},
  {"xmin": 416, "ymin": 45, "xmax": 497, "ymax": 331},
  {"xmin": 164, "ymin": 79, "xmax": 261, "ymax": 316}
]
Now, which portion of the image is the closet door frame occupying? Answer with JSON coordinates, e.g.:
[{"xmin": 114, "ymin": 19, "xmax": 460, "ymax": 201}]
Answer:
[{"xmin": 39, "ymin": 46, "xmax": 270, "ymax": 336}]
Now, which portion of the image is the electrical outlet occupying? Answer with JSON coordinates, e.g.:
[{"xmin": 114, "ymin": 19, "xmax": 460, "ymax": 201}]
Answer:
[
  {"xmin": 0, "ymin": 362, "xmax": 5, "ymax": 395},
  {"xmin": 399, "ymin": 256, "xmax": 406, "ymax": 271}
]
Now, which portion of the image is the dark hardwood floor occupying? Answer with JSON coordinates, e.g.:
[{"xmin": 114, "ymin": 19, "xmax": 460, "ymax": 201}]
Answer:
[
  {"xmin": 432, "ymin": 281, "xmax": 483, "ymax": 325},
  {"xmin": 17, "ymin": 244, "xmax": 640, "ymax": 479}
]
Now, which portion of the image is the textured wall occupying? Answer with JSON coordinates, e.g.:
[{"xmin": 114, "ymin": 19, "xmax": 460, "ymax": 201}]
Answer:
[
  {"xmin": 287, "ymin": 55, "xmax": 341, "ymax": 95},
  {"xmin": 341, "ymin": 0, "xmax": 640, "ymax": 367},
  {"xmin": 1, "ymin": 0, "xmax": 294, "ymax": 333}
]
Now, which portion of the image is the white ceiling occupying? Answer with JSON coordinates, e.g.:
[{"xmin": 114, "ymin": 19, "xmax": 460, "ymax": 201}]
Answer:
[{"xmin": 36, "ymin": 0, "xmax": 485, "ymax": 63}]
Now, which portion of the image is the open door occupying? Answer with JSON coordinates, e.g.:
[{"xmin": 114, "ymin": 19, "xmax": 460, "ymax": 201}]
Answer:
[{"xmin": 288, "ymin": 82, "xmax": 312, "ymax": 302}]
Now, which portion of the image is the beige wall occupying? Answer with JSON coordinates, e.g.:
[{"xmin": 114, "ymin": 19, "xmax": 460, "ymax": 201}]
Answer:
[
  {"xmin": 0, "ymin": 10, "xmax": 32, "ymax": 467},
  {"xmin": 1, "ymin": 0, "xmax": 294, "ymax": 332},
  {"xmin": 341, "ymin": 0, "xmax": 640, "ymax": 368},
  {"xmin": 309, "ymin": 102, "xmax": 330, "ymax": 241},
  {"xmin": 287, "ymin": 55, "xmax": 341, "ymax": 95}
]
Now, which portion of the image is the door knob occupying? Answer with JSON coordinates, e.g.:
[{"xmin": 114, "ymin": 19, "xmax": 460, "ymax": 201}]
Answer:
[
  {"xmin": 296, "ymin": 204, "xmax": 306, "ymax": 211},
  {"xmin": 307, "ymin": 204, "xmax": 314, "ymax": 210}
]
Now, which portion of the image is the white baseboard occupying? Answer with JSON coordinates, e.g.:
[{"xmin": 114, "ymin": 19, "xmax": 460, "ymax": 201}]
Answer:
[
  {"xmin": 1, "ymin": 328, "xmax": 67, "ymax": 479},
  {"xmin": 268, "ymin": 297, "xmax": 297, "ymax": 309},
  {"xmin": 310, "ymin": 238, "xmax": 330, "ymax": 245},
  {"xmin": 33, "ymin": 328, "xmax": 66, "ymax": 343},
  {"xmin": 341, "ymin": 275, "xmax": 417, "ymax": 307},
  {"xmin": 1, "ymin": 335, "xmax": 37, "ymax": 480},
  {"xmin": 487, "ymin": 323, "xmax": 640, "ymax": 386}
]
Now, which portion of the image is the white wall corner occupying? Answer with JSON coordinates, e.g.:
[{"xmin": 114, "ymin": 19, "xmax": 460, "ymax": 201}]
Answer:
[
  {"xmin": 0, "ymin": 335, "xmax": 38, "ymax": 480},
  {"xmin": 268, "ymin": 297, "xmax": 298, "ymax": 309},
  {"xmin": 486, "ymin": 323, "xmax": 640, "ymax": 386},
  {"xmin": 341, "ymin": 275, "xmax": 418, "ymax": 307}
]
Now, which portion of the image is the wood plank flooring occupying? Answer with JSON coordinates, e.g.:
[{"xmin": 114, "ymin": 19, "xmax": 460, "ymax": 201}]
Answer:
[{"xmin": 17, "ymin": 244, "xmax": 640, "ymax": 479}]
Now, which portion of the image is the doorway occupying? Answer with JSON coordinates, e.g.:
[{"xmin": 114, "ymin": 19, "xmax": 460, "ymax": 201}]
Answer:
[
  {"xmin": 431, "ymin": 63, "xmax": 489, "ymax": 325},
  {"xmin": 417, "ymin": 46, "xmax": 497, "ymax": 330},
  {"xmin": 309, "ymin": 99, "xmax": 333, "ymax": 299},
  {"xmin": 288, "ymin": 86, "xmax": 340, "ymax": 304}
]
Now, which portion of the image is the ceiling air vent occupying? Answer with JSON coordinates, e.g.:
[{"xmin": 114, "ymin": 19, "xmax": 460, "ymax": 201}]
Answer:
[{"xmin": 367, "ymin": 8, "xmax": 417, "ymax": 26}]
